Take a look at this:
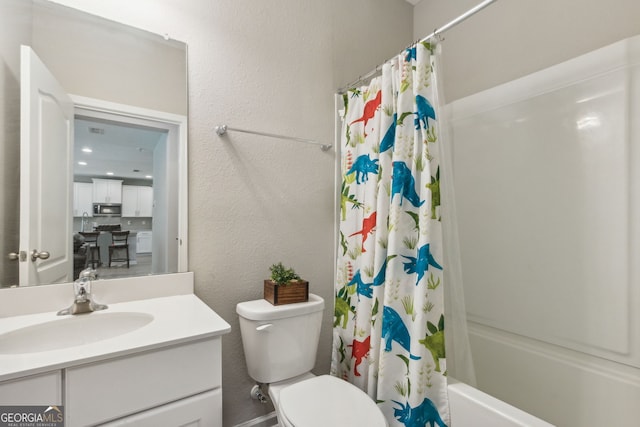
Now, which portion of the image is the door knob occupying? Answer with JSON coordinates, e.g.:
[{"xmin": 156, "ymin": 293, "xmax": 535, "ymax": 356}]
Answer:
[
  {"xmin": 8, "ymin": 251, "xmax": 26, "ymax": 261},
  {"xmin": 30, "ymin": 250, "xmax": 50, "ymax": 262}
]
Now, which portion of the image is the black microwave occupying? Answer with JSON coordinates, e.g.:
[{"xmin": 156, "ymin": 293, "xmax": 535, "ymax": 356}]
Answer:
[{"xmin": 93, "ymin": 203, "xmax": 122, "ymax": 217}]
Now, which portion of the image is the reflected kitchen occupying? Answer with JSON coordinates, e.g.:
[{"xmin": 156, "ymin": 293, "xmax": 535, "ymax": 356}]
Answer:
[
  {"xmin": 74, "ymin": 179, "xmax": 153, "ymax": 280},
  {"xmin": 72, "ymin": 118, "xmax": 160, "ymax": 281}
]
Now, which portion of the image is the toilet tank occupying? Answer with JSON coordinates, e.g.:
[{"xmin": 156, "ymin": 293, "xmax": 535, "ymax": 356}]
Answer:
[{"xmin": 236, "ymin": 294, "xmax": 324, "ymax": 384}]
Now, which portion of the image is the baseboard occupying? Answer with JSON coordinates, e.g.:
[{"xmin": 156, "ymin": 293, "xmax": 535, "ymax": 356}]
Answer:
[{"xmin": 233, "ymin": 412, "xmax": 278, "ymax": 427}]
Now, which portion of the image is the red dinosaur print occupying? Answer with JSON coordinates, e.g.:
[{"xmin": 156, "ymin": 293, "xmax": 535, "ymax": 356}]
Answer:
[
  {"xmin": 348, "ymin": 336, "xmax": 371, "ymax": 377},
  {"xmin": 349, "ymin": 212, "xmax": 377, "ymax": 253},
  {"xmin": 350, "ymin": 91, "xmax": 382, "ymax": 135}
]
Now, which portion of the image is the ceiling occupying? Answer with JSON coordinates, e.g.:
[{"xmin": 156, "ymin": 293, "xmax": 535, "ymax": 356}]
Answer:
[
  {"xmin": 74, "ymin": 117, "xmax": 167, "ymax": 181},
  {"xmin": 405, "ymin": 0, "xmax": 421, "ymax": 5}
]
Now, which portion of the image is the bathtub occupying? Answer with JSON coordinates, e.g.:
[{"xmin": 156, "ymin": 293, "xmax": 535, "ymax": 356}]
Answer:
[{"xmin": 448, "ymin": 379, "xmax": 555, "ymax": 426}]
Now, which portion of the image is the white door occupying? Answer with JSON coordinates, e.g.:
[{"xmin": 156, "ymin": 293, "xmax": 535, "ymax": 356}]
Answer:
[{"xmin": 19, "ymin": 46, "xmax": 74, "ymax": 286}]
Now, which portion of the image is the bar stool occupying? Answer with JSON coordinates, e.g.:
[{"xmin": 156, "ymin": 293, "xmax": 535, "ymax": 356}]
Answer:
[
  {"xmin": 109, "ymin": 231, "xmax": 130, "ymax": 268},
  {"xmin": 79, "ymin": 231, "xmax": 101, "ymax": 269}
]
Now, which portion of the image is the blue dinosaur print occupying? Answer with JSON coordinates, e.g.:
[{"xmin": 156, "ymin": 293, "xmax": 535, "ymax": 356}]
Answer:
[
  {"xmin": 382, "ymin": 306, "xmax": 420, "ymax": 360},
  {"xmin": 405, "ymin": 46, "xmax": 417, "ymax": 62},
  {"xmin": 392, "ymin": 398, "xmax": 447, "ymax": 427},
  {"xmin": 347, "ymin": 154, "xmax": 379, "ymax": 184},
  {"xmin": 372, "ymin": 256, "xmax": 392, "ymax": 287},
  {"xmin": 348, "ymin": 270, "xmax": 377, "ymax": 299},
  {"xmin": 348, "ymin": 257, "xmax": 391, "ymax": 300},
  {"xmin": 391, "ymin": 161, "xmax": 424, "ymax": 207},
  {"xmin": 402, "ymin": 243, "xmax": 442, "ymax": 286},
  {"xmin": 379, "ymin": 114, "xmax": 397, "ymax": 153},
  {"xmin": 415, "ymin": 94, "xmax": 436, "ymax": 130}
]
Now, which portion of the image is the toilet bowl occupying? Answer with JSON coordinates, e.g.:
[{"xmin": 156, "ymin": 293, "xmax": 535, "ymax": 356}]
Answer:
[
  {"xmin": 270, "ymin": 374, "xmax": 387, "ymax": 427},
  {"xmin": 236, "ymin": 294, "xmax": 387, "ymax": 427}
]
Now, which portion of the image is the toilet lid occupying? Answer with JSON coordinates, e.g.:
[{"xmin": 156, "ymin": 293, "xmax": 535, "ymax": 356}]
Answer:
[{"xmin": 279, "ymin": 375, "xmax": 387, "ymax": 427}]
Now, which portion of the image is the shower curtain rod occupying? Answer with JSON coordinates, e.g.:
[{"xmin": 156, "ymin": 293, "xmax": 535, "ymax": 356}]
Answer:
[
  {"xmin": 215, "ymin": 125, "xmax": 332, "ymax": 152},
  {"xmin": 337, "ymin": 0, "xmax": 499, "ymax": 93}
]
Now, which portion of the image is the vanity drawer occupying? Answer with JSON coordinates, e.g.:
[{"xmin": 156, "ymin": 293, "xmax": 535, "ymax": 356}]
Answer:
[
  {"xmin": 99, "ymin": 388, "xmax": 221, "ymax": 427},
  {"xmin": 0, "ymin": 371, "xmax": 62, "ymax": 405},
  {"xmin": 65, "ymin": 338, "xmax": 221, "ymax": 426}
]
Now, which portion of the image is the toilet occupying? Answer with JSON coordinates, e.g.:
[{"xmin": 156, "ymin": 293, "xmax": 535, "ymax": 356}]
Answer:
[{"xmin": 236, "ymin": 294, "xmax": 387, "ymax": 427}]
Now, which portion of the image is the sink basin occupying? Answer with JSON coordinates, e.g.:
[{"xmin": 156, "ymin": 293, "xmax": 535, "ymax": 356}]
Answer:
[{"xmin": 0, "ymin": 312, "xmax": 154, "ymax": 354}]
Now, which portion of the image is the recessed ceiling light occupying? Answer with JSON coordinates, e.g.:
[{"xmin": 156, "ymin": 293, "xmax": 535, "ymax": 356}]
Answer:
[
  {"xmin": 106, "ymin": 172, "xmax": 114, "ymax": 176},
  {"xmin": 78, "ymin": 161, "xmax": 87, "ymax": 166},
  {"xmin": 145, "ymin": 175, "xmax": 153, "ymax": 179},
  {"xmin": 81, "ymin": 147, "xmax": 92, "ymax": 153}
]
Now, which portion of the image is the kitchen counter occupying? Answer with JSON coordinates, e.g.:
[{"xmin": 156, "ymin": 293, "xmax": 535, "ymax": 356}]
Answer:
[{"xmin": 95, "ymin": 230, "xmax": 138, "ymax": 264}]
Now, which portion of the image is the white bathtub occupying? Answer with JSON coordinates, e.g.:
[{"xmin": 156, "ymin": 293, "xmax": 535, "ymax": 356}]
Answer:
[{"xmin": 448, "ymin": 379, "xmax": 555, "ymax": 426}]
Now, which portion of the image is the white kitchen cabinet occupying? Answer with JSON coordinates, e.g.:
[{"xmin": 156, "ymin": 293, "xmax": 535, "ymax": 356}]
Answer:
[
  {"xmin": 122, "ymin": 185, "xmax": 153, "ymax": 217},
  {"xmin": 73, "ymin": 182, "xmax": 93, "ymax": 217},
  {"xmin": 136, "ymin": 231, "xmax": 152, "ymax": 254},
  {"xmin": 92, "ymin": 178, "xmax": 123, "ymax": 204}
]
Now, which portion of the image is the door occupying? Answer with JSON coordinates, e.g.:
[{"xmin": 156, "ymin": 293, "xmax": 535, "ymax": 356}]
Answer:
[{"xmin": 19, "ymin": 45, "xmax": 74, "ymax": 286}]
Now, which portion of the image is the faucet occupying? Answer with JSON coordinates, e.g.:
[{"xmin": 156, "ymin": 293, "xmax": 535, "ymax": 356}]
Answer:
[
  {"xmin": 81, "ymin": 212, "xmax": 89, "ymax": 232},
  {"xmin": 57, "ymin": 268, "xmax": 108, "ymax": 315}
]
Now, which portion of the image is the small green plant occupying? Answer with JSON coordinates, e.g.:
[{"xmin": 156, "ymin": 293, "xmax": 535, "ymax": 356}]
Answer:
[{"xmin": 269, "ymin": 262, "xmax": 301, "ymax": 286}]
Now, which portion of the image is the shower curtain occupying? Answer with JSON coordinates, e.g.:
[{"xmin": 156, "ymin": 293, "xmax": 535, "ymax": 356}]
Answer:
[{"xmin": 332, "ymin": 42, "xmax": 460, "ymax": 426}]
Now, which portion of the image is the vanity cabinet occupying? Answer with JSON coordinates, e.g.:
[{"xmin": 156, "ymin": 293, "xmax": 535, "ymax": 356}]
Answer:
[
  {"xmin": 122, "ymin": 185, "xmax": 153, "ymax": 217},
  {"xmin": 66, "ymin": 338, "xmax": 221, "ymax": 426},
  {"xmin": 92, "ymin": 178, "xmax": 123, "ymax": 204},
  {"xmin": 73, "ymin": 182, "xmax": 93, "ymax": 217},
  {"xmin": 0, "ymin": 371, "xmax": 62, "ymax": 405},
  {"xmin": 0, "ymin": 338, "xmax": 223, "ymax": 427}
]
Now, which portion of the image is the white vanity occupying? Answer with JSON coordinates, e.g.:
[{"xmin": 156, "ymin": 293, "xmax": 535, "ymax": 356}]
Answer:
[{"xmin": 0, "ymin": 273, "xmax": 230, "ymax": 426}]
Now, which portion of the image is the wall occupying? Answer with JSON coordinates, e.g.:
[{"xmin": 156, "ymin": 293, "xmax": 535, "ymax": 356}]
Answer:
[
  {"xmin": 414, "ymin": 0, "xmax": 640, "ymax": 103},
  {"xmin": 0, "ymin": 0, "xmax": 31, "ymax": 287},
  {"xmin": 34, "ymin": 2, "xmax": 187, "ymax": 115},
  {"xmin": 50, "ymin": 0, "xmax": 413, "ymax": 425},
  {"xmin": 414, "ymin": 0, "xmax": 640, "ymax": 425}
]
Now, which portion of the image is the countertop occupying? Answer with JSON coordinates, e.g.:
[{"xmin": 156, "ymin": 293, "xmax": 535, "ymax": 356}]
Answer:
[{"xmin": 0, "ymin": 294, "xmax": 231, "ymax": 382}]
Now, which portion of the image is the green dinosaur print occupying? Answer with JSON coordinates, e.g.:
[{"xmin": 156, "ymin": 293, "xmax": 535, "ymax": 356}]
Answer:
[
  {"xmin": 339, "ymin": 231, "xmax": 348, "ymax": 256},
  {"xmin": 397, "ymin": 111, "xmax": 413, "ymax": 126},
  {"xmin": 419, "ymin": 314, "xmax": 445, "ymax": 373},
  {"xmin": 425, "ymin": 167, "xmax": 440, "ymax": 220},
  {"xmin": 340, "ymin": 181, "xmax": 363, "ymax": 220},
  {"xmin": 337, "ymin": 336, "xmax": 347, "ymax": 363},
  {"xmin": 334, "ymin": 292, "xmax": 355, "ymax": 329}
]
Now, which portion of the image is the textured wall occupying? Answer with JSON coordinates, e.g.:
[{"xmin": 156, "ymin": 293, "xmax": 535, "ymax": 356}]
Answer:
[{"xmin": 50, "ymin": 0, "xmax": 412, "ymax": 425}]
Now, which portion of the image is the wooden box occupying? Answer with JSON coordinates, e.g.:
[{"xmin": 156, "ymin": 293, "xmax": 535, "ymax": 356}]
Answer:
[{"xmin": 263, "ymin": 280, "xmax": 309, "ymax": 305}]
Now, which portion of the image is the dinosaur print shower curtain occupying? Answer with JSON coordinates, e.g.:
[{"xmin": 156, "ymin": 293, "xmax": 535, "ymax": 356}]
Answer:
[{"xmin": 332, "ymin": 42, "xmax": 450, "ymax": 426}]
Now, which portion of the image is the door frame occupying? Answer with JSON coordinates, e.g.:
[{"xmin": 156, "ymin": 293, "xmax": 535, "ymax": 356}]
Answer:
[{"xmin": 71, "ymin": 95, "xmax": 188, "ymax": 273}]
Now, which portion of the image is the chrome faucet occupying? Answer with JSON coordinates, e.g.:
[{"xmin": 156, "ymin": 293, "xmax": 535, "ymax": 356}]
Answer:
[{"xmin": 57, "ymin": 268, "xmax": 108, "ymax": 315}]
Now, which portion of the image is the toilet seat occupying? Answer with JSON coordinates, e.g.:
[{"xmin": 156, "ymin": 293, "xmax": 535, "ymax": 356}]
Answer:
[{"xmin": 279, "ymin": 375, "xmax": 387, "ymax": 427}]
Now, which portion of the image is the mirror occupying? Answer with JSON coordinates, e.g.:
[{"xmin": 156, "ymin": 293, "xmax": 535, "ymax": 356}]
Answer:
[{"xmin": 0, "ymin": 0, "xmax": 188, "ymax": 288}]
